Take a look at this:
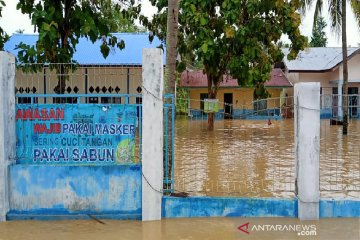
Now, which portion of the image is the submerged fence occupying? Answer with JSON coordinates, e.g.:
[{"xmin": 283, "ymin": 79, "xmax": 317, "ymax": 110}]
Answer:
[
  {"xmin": 175, "ymin": 97, "xmax": 295, "ymax": 198},
  {"xmin": 174, "ymin": 95, "xmax": 360, "ymax": 199}
]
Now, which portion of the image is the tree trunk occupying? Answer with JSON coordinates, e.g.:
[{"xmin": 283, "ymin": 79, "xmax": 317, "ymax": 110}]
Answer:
[
  {"xmin": 206, "ymin": 74, "xmax": 221, "ymax": 131},
  {"xmin": 208, "ymin": 112, "xmax": 215, "ymax": 131},
  {"xmin": 164, "ymin": 0, "xmax": 179, "ymax": 192},
  {"xmin": 165, "ymin": 0, "xmax": 179, "ymax": 96},
  {"xmin": 341, "ymin": 0, "xmax": 348, "ymax": 135},
  {"xmin": 207, "ymin": 90, "xmax": 216, "ymax": 131}
]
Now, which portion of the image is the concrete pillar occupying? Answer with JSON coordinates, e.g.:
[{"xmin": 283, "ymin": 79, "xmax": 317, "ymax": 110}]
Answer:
[
  {"xmin": 0, "ymin": 52, "xmax": 16, "ymax": 221},
  {"xmin": 294, "ymin": 82, "xmax": 320, "ymax": 220},
  {"xmin": 141, "ymin": 49, "xmax": 164, "ymax": 221}
]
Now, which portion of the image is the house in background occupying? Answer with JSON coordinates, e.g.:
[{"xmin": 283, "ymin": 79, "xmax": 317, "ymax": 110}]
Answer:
[
  {"xmin": 4, "ymin": 33, "xmax": 164, "ymax": 104},
  {"xmin": 283, "ymin": 47, "xmax": 360, "ymax": 119},
  {"xmin": 179, "ymin": 68, "xmax": 292, "ymax": 119}
]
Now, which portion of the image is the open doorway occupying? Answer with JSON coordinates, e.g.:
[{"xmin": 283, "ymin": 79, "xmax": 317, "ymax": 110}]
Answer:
[{"xmin": 224, "ymin": 93, "xmax": 233, "ymax": 119}]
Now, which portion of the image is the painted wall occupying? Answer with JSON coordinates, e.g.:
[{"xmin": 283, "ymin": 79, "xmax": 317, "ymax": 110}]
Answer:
[
  {"xmin": 285, "ymin": 71, "xmax": 338, "ymax": 97},
  {"xmin": 162, "ymin": 196, "xmax": 297, "ymax": 218},
  {"xmin": 343, "ymin": 53, "xmax": 360, "ymax": 83},
  {"xmin": 162, "ymin": 197, "xmax": 360, "ymax": 219},
  {"xmin": 188, "ymin": 88, "xmax": 282, "ymax": 110},
  {"xmin": 8, "ymin": 164, "xmax": 142, "ymax": 220},
  {"xmin": 285, "ymin": 58, "xmax": 360, "ymax": 97},
  {"xmin": 320, "ymin": 199, "xmax": 360, "ymax": 217}
]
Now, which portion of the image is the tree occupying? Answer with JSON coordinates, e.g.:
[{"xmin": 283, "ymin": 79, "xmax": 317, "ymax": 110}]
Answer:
[
  {"xmin": 0, "ymin": 0, "xmax": 9, "ymax": 50},
  {"xmin": 177, "ymin": 0, "xmax": 307, "ymax": 130},
  {"xmin": 149, "ymin": 1, "xmax": 307, "ymax": 130},
  {"xmin": 16, "ymin": 0, "xmax": 140, "ymax": 99},
  {"xmin": 310, "ymin": 16, "xmax": 327, "ymax": 47},
  {"xmin": 300, "ymin": 0, "xmax": 360, "ymax": 135}
]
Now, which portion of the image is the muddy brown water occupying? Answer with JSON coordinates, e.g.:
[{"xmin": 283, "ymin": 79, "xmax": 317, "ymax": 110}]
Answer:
[
  {"xmin": 1, "ymin": 119, "xmax": 359, "ymax": 240},
  {"xmin": 0, "ymin": 218, "xmax": 359, "ymax": 240},
  {"xmin": 174, "ymin": 118, "xmax": 360, "ymax": 199}
]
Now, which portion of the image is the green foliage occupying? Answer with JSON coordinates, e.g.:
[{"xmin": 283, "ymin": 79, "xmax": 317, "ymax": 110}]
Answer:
[
  {"xmin": 176, "ymin": 87, "xmax": 189, "ymax": 114},
  {"xmin": 102, "ymin": 1, "xmax": 146, "ymax": 33},
  {"xmin": 16, "ymin": 0, "xmax": 139, "ymax": 65},
  {"xmin": 148, "ymin": 0, "xmax": 306, "ymax": 95},
  {"xmin": 180, "ymin": 1, "xmax": 306, "ymax": 90},
  {"xmin": 253, "ymin": 83, "xmax": 271, "ymax": 100},
  {"xmin": 0, "ymin": 0, "xmax": 9, "ymax": 50},
  {"xmin": 16, "ymin": 0, "xmax": 141, "ymax": 94},
  {"xmin": 310, "ymin": 16, "xmax": 327, "ymax": 47}
]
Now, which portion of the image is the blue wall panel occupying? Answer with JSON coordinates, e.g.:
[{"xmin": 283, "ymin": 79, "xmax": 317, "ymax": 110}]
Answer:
[
  {"xmin": 8, "ymin": 164, "xmax": 141, "ymax": 220},
  {"xmin": 162, "ymin": 197, "xmax": 360, "ymax": 219},
  {"xmin": 320, "ymin": 199, "xmax": 360, "ymax": 218},
  {"xmin": 162, "ymin": 197, "xmax": 297, "ymax": 218}
]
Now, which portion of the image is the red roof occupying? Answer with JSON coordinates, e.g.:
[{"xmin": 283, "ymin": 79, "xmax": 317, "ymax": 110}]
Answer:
[{"xmin": 180, "ymin": 68, "xmax": 292, "ymax": 88}]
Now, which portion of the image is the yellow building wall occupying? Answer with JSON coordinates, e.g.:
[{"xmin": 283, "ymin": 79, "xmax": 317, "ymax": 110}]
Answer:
[{"xmin": 188, "ymin": 88, "xmax": 283, "ymax": 110}]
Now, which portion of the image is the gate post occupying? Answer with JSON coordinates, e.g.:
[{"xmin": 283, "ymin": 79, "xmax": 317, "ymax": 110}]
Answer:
[
  {"xmin": 0, "ymin": 52, "xmax": 16, "ymax": 221},
  {"xmin": 294, "ymin": 82, "xmax": 320, "ymax": 220},
  {"xmin": 142, "ymin": 48, "xmax": 164, "ymax": 221}
]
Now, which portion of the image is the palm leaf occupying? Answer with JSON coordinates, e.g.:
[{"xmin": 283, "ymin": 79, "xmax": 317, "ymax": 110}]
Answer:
[
  {"xmin": 328, "ymin": 0, "xmax": 342, "ymax": 34},
  {"xmin": 313, "ymin": 0, "xmax": 324, "ymax": 30},
  {"xmin": 350, "ymin": 0, "xmax": 360, "ymax": 30}
]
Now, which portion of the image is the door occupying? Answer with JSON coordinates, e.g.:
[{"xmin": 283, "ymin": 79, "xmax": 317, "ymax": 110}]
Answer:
[
  {"xmin": 348, "ymin": 87, "xmax": 358, "ymax": 118},
  {"xmin": 224, "ymin": 93, "xmax": 233, "ymax": 119},
  {"xmin": 200, "ymin": 93, "xmax": 208, "ymax": 116}
]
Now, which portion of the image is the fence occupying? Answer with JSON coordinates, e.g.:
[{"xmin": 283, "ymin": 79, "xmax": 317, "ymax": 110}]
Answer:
[
  {"xmin": 173, "ymin": 95, "xmax": 360, "ymax": 199},
  {"xmin": 174, "ymin": 97, "xmax": 295, "ymax": 198}
]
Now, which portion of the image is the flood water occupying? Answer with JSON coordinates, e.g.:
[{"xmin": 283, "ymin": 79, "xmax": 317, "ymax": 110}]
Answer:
[
  {"xmin": 0, "ymin": 218, "xmax": 359, "ymax": 240},
  {"xmin": 174, "ymin": 118, "xmax": 360, "ymax": 199}
]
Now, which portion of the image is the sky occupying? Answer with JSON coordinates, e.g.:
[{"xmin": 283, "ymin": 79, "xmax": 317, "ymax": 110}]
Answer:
[{"xmin": 0, "ymin": 0, "xmax": 359, "ymax": 47}]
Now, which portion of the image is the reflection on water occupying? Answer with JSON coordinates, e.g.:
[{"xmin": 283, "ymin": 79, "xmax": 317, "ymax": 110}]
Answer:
[
  {"xmin": 174, "ymin": 118, "xmax": 360, "ymax": 199},
  {"xmin": 0, "ymin": 218, "xmax": 359, "ymax": 240}
]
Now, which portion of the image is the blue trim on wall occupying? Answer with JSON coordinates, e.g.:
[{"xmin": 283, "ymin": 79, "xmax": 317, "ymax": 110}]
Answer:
[
  {"xmin": 7, "ymin": 210, "xmax": 141, "ymax": 221},
  {"xmin": 320, "ymin": 199, "xmax": 360, "ymax": 218},
  {"xmin": 162, "ymin": 196, "xmax": 297, "ymax": 218}
]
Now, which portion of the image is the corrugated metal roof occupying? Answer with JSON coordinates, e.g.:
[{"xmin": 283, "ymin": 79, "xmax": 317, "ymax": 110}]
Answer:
[
  {"xmin": 4, "ymin": 33, "xmax": 165, "ymax": 65},
  {"xmin": 283, "ymin": 47, "xmax": 360, "ymax": 72},
  {"xmin": 180, "ymin": 69, "xmax": 292, "ymax": 88}
]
